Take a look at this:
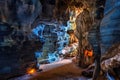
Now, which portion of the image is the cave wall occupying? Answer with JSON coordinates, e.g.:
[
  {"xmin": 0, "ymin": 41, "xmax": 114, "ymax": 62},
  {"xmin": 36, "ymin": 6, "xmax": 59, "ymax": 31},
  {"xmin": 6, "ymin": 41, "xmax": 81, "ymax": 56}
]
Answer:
[
  {"xmin": 1, "ymin": 0, "xmax": 120, "ymax": 79},
  {"xmin": 0, "ymin": 0, "xmax": 42, "ymax": 79},
  {"xmin": 0, "ymin": 0, "xmax": 96, "ymax": 77},
  {"xmin": 99, "ymin": 1, "xmax": 120, "ymax": 79},
  {"xmin": 0, "ymin": 0, "xmax": 72, "ymax": 79},
  {"xmin": 0, "ymin": 0, "xmax": 42, "ymax": 28},
  {"xmin": 32, "ymin": 22, "xmax": 69, "ymax": 64},
  {"xmin": 75, "ymin": 0, "xmax": 96, "ymax": 67},
  {"xmin": 100, "ymin": 0, "xmax": 120, "ymax": 55}
]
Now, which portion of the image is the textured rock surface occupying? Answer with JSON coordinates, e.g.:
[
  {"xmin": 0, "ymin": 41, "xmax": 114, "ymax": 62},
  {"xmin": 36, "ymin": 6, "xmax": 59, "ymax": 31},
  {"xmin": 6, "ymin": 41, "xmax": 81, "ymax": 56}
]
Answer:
[
  {"xmin": 75, "ymin": 0, "xmax": 95, "ymax": 68},
  {"xmin": 0, "ymin": 41, "xmax": 43, "ymax": 79},
  {"xmin": 32, "ymin": 21, "xmax": 70, "ymax": 63},
  {"xmin": 0, "ymin": 0, "xmax": 42, "ymax": 26},
  {"xmin": 99, "ymin": 0, "xmax": 120, "ymax": 79},
  {"xmin": 0, "ymin": 0, "xmax": 120, "ymax": 80},
  {"xmin": 0, "ymin": 0, "xmax": 42, "ymax": 79},
  {"xmin": 100, "ymin": 0, "xmax": 120, "ymax": 55}
]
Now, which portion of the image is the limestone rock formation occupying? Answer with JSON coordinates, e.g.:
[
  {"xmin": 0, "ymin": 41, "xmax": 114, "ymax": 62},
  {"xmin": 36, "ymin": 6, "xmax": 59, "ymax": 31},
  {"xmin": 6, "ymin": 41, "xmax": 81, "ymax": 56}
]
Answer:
[
  {"xmin": 0, "ymin": 0, "xmax": 42, "ymax": 27},
  {"xmin": 100, "ymin": 0, "xmax": 120, "ymax": 55},
  {"xmin": 32, "ymin": 21, "xmax": 69, "ymax": 63},
  {"xmin": 0, "ymin": 0, "xmax": 42, "ymax": 79}
]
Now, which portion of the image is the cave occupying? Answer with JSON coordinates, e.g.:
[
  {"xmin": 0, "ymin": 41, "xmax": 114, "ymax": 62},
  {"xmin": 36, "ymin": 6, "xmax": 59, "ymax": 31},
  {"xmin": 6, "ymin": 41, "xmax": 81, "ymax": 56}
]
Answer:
[{"xmin": 0, "ymin": 0, "xmax": 120, "ymax": 80}]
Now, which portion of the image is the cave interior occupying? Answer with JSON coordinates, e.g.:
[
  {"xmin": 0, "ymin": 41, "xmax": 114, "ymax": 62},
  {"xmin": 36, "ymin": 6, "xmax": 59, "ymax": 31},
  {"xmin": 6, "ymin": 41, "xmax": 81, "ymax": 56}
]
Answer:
[{"xmin": 0, "ymin": 0, "xmax": 120, "ymax": 80}]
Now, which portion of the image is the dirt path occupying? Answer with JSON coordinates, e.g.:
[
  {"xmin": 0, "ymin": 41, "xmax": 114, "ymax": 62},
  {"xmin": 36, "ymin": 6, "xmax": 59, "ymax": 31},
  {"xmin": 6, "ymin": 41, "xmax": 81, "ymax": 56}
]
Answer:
[
  {"xmin": 30, "ymin": 59, "xmax": 88, "ymax": 80},
  {"xmin": 13, "ymin": 58, "xmax": 106, "ymax": 80}
]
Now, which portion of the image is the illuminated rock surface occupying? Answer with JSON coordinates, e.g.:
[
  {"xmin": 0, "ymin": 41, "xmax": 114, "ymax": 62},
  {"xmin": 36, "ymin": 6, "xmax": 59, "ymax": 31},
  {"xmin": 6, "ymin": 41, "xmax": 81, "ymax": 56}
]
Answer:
[{"xmin": 0, "ymin": 0, "xmax": 120, "ymax": 80}]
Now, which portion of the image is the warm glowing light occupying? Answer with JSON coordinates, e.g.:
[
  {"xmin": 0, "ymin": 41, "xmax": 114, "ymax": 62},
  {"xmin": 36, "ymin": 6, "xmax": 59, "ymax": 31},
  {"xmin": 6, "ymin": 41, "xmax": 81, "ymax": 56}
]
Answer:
[
  {"xmin": 84, "ymin": 50, "xmax": 93, "ymax": 57},
  {"xmin": 27, "ymin": 68, "xmax": 36, "ymax": 74},
  {"xmin": 75, "ymin": 8, "xmax": 83, "ymax": 17}
]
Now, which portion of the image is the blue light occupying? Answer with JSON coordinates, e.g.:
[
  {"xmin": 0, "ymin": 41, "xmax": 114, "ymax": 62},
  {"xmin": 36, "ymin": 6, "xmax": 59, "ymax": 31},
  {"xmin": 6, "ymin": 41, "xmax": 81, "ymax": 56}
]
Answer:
[
  {"xmin": 33, "ymin": 23, "xmax": 70, "ymax": 65},
  {"xmin": 47, "ymin": 53, "xmax": 59, "ymax": 63},
  {"xmin": 32, "ymin": 24, "xmax": 45, "ymax": 38},
  {"xmin": 35, "ymin": 51, "xmax": 43, "ymax": 58}
]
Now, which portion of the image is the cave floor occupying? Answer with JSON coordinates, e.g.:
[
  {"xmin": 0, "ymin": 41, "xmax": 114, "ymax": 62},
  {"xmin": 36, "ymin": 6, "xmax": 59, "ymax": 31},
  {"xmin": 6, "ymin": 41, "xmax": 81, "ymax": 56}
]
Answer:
[{"xmin": 13, "ymin": 58, "xmax": 105, "ymax": 80}]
